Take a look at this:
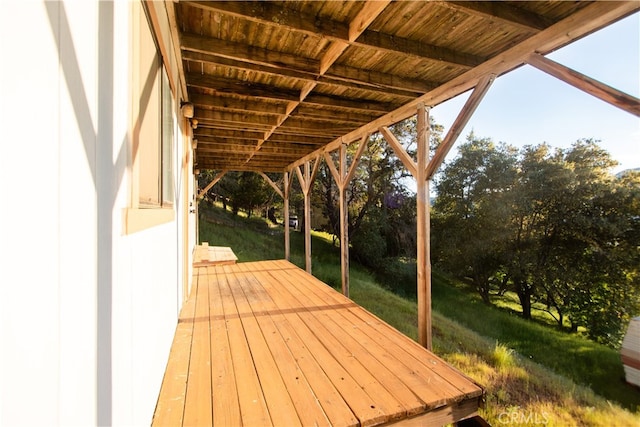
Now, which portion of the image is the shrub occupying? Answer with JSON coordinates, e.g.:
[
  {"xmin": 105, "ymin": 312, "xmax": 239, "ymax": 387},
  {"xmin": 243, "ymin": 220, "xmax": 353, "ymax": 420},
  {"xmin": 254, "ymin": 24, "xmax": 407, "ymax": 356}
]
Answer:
[{"xmin": 375, "ymin": 257, "xmax": 417, "ymax": 298}]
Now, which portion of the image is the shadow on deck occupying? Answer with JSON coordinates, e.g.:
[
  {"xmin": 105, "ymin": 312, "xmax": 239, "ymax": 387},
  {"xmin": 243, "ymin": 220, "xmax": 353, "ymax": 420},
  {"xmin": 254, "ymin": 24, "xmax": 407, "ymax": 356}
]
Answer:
[{"xmin": 152, "ymin": 258, "xmax": 484, "ymax": 426}]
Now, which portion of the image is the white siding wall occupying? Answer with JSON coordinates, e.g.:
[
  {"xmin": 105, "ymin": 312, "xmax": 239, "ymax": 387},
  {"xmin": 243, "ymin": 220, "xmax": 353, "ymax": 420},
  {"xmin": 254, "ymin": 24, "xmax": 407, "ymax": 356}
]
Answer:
[{"xmin": 0, "ymin": 1, "xmax": 193, "ymax": 426}]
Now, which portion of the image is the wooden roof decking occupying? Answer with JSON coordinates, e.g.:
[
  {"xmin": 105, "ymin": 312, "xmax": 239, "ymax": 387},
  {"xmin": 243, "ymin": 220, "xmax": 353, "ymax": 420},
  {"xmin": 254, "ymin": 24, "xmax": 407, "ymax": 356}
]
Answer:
[
  {"xmin": 153, "ymin": 260, "xmax": 484, "ymax": 426},
  {"xmin": 167, "ymin": 1, "xmax": 639, "ymax": 173}
]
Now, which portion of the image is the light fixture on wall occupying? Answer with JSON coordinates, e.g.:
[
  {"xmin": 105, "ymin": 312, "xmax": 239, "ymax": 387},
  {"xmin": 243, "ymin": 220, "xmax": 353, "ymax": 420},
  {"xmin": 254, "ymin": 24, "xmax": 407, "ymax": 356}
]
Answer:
[
  {"xmin": 191, "ymin": 119, "xmax": 198, "ymax": 129},
  {"xmin": 180, "ymin": 101, "xmax": 194, "ymax": 119}
]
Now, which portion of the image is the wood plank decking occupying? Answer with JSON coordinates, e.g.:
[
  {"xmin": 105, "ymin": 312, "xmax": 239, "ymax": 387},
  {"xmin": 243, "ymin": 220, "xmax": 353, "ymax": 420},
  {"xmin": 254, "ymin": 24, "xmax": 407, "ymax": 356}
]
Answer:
[
  {"xmin": 153, "ymin": 260, "xmax": 484, "ymax": 426},
  {"xmin": 193, "ymin": 243, "xmax": 238, "ymax": 266}
]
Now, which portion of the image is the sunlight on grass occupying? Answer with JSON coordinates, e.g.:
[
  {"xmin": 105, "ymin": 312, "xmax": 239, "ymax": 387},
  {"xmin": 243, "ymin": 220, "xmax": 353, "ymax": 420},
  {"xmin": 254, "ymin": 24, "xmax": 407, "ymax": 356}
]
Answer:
[
  {"xmin": 198, "ymin": 203, "xmax": 640, "ymax": 426},
  {"xmin": 492, "ymin": 342, "xmax": 516, "ymax": 370}
]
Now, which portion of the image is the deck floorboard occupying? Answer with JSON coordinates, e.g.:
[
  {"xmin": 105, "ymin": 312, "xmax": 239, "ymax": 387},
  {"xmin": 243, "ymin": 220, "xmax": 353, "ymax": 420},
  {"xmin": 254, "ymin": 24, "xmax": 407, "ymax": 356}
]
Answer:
[{"xmin": 153, "ymin": 260, "xmax": 483, "ymax": 427}]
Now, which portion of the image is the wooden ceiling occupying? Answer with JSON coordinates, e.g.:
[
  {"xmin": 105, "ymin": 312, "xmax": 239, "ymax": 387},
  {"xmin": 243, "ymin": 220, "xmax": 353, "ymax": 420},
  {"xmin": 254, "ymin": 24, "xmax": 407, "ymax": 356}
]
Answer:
[{"xmin": 168, "ymin": 1, "xmax": 639, "ymax": 172}]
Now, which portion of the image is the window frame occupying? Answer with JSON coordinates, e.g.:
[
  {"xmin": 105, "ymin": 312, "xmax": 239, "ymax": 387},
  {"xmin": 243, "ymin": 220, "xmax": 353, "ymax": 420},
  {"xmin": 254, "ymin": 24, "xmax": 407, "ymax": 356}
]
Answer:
[{"xmin": 124, "ymin": 0, "xmax": 176, "ymax": 234}]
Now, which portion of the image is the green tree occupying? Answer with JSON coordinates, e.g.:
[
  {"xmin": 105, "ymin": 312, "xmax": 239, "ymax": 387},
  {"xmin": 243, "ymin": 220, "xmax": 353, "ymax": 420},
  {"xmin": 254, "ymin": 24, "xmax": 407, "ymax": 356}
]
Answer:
[
  {"xmin": 435, "ymin": 136, "xmax": 640, "ymax": 345},
  {"xmin": 215, "ymin": 171, "xmax": 275, "ymax": 217},
  {"xmin": 432, "ymin": 134, "xmax": 517, "ymax": 303}
]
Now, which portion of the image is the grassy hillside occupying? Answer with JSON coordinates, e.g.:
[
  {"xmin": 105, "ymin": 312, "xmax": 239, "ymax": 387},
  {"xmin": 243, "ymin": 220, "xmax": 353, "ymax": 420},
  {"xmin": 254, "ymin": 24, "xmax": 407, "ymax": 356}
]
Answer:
[{"xmin": 199, "ymin": 202, "xmax": 640, "ymax": 426}]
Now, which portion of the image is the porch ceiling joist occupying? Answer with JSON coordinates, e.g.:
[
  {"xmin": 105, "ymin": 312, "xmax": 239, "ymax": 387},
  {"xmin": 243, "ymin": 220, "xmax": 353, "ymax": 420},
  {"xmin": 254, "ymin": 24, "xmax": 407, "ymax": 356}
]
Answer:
[
  {"xmin": 182, "ymin": 49, "xmax": 431, "ymax": 98},
  {"xmin": 284, "ymin": 1, "xmax": 640, "ymax": 173},
  {"xmin": 172, "ymin": 1, "xmax": 639, "ymax": 173},
  {"xmin": 444, "ymin": 1, "xmax": 555, "ymax": 32},
  {"xmin": 184, "ymin": 0, "xmax": 485, "ymax": 68}
]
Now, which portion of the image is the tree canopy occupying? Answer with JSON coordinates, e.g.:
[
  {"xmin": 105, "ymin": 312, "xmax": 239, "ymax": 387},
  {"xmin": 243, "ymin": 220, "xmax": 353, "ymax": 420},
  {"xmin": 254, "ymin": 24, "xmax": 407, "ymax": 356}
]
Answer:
[{"xmin": 433, "ymin": 135, "xmax": 640, "ymax": 347}]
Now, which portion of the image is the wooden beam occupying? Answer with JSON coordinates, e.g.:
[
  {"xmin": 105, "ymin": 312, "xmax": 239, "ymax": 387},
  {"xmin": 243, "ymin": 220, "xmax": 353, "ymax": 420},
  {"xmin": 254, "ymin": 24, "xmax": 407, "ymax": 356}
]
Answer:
[
  {"xmin": 194, "ymin": 129, "xmax": 265, "ymax": 140},
  {"xmin": 354, "ymin": 31, "xmax": 484, "ymax": 68},
  {"xmin": 326, "ymin": 63, "xmax": 437, "ymax": 94},
  {"xmin": 303, "ymin": 94, "xmax": 396, "ymax": 113},
  {"xmin": 268, "ymin": 133, "xmax": 331, "ymax": 145},
  {"xmin": 181, "ymin": 32, "xmax": 319, "ymax": 74},
  {"xmin": 198, "ymin": 153, "xmax": 300, "ymax": 163},
  {"xmin": 270, "ymin": 126, "xmax": 344, "ymax": 138},
  {"xmin": 189, "ymin": 92, "xmax": 287, "ymax": 116},
  {"xmin": 295, "ymin": 160, "xmax": 318, "ymax": 273},
  {"xmin": 294, "ymin": 106, "xmax": 380, "ymax": 124},
  {"xmin": 416, "ymin": 104, "xmax": 431, "ymax": 350},
  {"xmin": 320, "ymin": 41, "xmax": 350, "ymax": 76},
  {"xmin": 258, "ymin": 171, "xmax": 283, "ymax": 199},
  {"xmin": 338, "ymin": 144, "xmax": 349, "ymax": 297},
  {"xmin": 198, "ymin": 144, "xmax": 310, "ymax": 157},
  {"xmin": 185, "ymin": 0, "xmax": 481, "ymax": 68},
  {"xmin": 287, "ymin": 1, "xmax": 639, "ymax": 172},
  {"xmin": 344, "ymin": 134, "xmax": 370, "ymax": 185},
  {"xmin": 195, "ymin": 121, "xmax": 273, "ymax": 133},
  {"xmin": 183, "ymin": 49, "xmax": 422, "ymax": 98},
  {"xmin": 349, "ymin": 1, "xmax": 391, "ymax": 42},
  {"xmin": 184, "ymin": 1, "xmax": 350, "ymax": 41},
  {"xmin": 186, "ymin": 72, "xmax": 301, "ymax": 102},
  {"xmin": 163, "ymin": 0, "xmax": 188, "ymax": 98},
  {"xmin": 446, "ymin": 1, "xmax": 554, "ymax": 32},
  {"xmin": 526, "ymin": 53, "xmax": 640, "ymax": 117},
  {"xmin": 195, "ymin": 109, "xmax": 281, "ymax": 127},
  {"xmin": 283, "ymin": 171, "xmax": 292, "ymax": 260},
  {"xmin": 323, "ymin": 136, "xmax": 370, "ymax": 297},
  {"xmin": 197, "ymin": 170, "xmax": 227, "ymax": 200},
  {"xmin": 379, "ymin": 127, "xmax": 417, "ymax": 178},
  {"xmin": 279, "ymin": 119, "xmax": 354, "ymax": 134},
  {"xmin": 426, "ymin": 74, "xmax": 495, "ymax": 180},
  {"xmin": 323, "ymin": 151, "xmax": 341, "ymax": 185}
]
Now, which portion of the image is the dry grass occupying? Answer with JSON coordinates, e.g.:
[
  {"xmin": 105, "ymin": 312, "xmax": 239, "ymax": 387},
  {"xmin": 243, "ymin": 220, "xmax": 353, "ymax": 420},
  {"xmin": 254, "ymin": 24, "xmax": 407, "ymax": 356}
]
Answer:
[
  {"xmin": 433, "ymin": 314, "xmax": 639, "ymax": 426},
  {"xmin": 199, "ymin": 203, "xmax": 640, "ymax": 426}
]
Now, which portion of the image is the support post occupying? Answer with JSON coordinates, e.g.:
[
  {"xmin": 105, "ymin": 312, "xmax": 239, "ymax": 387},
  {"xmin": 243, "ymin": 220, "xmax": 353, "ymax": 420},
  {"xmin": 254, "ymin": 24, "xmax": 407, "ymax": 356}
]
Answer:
[
  {"xmin": 283, "ymin": 171, "xmax": 291, "ymax": 261},
  {"xmin": 338, "ymin": 144, "xmax": 349, "ymax": 297},
  {"xmin": 416, "ymin": 103, "xmax": 432, "ymax": 349},
  {"xmin": 324, "ymin": 135, "xmax": 369, "ymax": 297},
  {"xmin": 303, "ymin": 162, "xmax": 312, "ymax": 273},
  {"xmin": 295, "ymin": 157, "xmax": 320, "ymax": 274},
  {"xmin": 195, "ymin": 175, "xmax": 200, "ymax": 245}
]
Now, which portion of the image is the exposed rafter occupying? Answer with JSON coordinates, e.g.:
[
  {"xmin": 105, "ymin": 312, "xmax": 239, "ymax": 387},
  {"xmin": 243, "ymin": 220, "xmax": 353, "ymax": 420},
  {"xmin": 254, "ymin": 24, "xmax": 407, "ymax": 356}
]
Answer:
[
  {"xmin": 285, "ymin": 1, "xmax": 640, "ymax": 173},
  {"xmin": 354, "ymin": 31, "xmax": 485, "ymax": 68},
  {"xmin": 176, "ymin": 1, "xmax": 639, "ymax": 173},
  {"xmin": 182, "ymin": 32, "xmax": 318, "ymax": 74},
  {"xmin": 445, "ymin": 1, "xmax": 554, "ymax": 32},
  {"xmin": 189, "ymin": 93, "xmax": 287, "ymax": 116},
  {"xmin": 186, "ymin": 72, "xmax": 301, "ymax": 102},
  {"xmin": 527, "ymin": 53, "xmax": 640, "ymax": 117},
  {"xmin": 183, "ymin": 1, "xmax": 350, "ymax": 40},
  {"xmin": 184, "ymin": 0, "xmax": 482, "ymax": 68},
  {"xmin": 183, "ymin": 48, "xmax": 424, "ymax": 98}
]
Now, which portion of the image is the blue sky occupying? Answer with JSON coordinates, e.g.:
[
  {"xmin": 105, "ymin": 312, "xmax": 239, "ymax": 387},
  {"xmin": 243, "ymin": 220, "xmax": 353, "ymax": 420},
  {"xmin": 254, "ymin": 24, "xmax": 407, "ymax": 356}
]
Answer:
[{"xmin": 430, "ymin": 12, "xmax": 640, "ymax": 175}]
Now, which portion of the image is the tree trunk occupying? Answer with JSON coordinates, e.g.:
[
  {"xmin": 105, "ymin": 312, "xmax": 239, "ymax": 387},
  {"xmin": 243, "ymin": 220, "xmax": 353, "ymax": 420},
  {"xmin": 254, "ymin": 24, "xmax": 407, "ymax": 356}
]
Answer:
[
  {"xmin": 516, "ymin": 283, "xmax": 533, "ymax": 319},
  {"xmin": 570, "ymin": 321, "xmax": 579, "ymax": 333}
]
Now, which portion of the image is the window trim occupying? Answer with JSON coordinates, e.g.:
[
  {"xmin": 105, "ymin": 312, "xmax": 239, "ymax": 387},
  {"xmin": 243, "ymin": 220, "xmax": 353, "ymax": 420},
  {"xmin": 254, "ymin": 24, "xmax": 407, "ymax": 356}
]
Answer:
[{"xmin": 124, "ymin": 0, "xmax": 176, "ymax": 234}]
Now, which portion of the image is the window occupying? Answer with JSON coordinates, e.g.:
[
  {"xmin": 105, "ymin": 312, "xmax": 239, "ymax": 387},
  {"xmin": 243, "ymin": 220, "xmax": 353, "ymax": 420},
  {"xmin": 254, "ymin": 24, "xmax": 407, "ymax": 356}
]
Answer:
[
  {"xmin": 161, "ymin": 68, "xmax": 174, "ymax": 206},
  {"xmin": 134, "ymin": 1, "xmax": 174, "ymax": 209},
  {"xmin": 125, "ymin": 1, "xmax": 175, "ymax": 233}
]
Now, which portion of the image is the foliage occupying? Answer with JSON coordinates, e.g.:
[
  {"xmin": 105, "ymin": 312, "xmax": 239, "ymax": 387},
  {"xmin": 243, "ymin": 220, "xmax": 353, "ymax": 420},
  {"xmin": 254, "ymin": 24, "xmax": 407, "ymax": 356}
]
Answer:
[
  {"xmin": 199, "ymin": 170, "xmax": 278, "ymax": 218},
  {"xmin": 198, "ymin": 203, "xmax": 640, "ymax": 420},
  {"xmin": 432, "ymin": 133, "xmax": 517, "ymax": 303},
  {"xmin": 433, "ymin": 136, "xmax": 640, "ymax": 347},
  {"xmin": 313, "ymin": 116, "xmax": 442, "ymax": 275}
]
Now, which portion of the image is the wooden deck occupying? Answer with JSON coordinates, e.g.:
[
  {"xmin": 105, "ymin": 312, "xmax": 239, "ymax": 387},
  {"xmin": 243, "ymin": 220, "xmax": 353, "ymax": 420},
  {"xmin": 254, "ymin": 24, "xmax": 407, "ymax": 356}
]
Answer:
[
  {"xmin": 193, "ymin": 243, "xmax": 238, "ymax": 266},
  {"xmin": 153, "ymin": 260, "xmax": 483, "ymax": 426}
]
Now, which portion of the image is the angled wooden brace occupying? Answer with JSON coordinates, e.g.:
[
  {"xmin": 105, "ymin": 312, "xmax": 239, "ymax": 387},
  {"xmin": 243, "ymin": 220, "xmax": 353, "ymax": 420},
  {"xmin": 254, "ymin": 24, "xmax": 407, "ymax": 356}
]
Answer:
[{"xmin": 197, "ymin": 170, "xmax": 227, "ymax": 200}]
